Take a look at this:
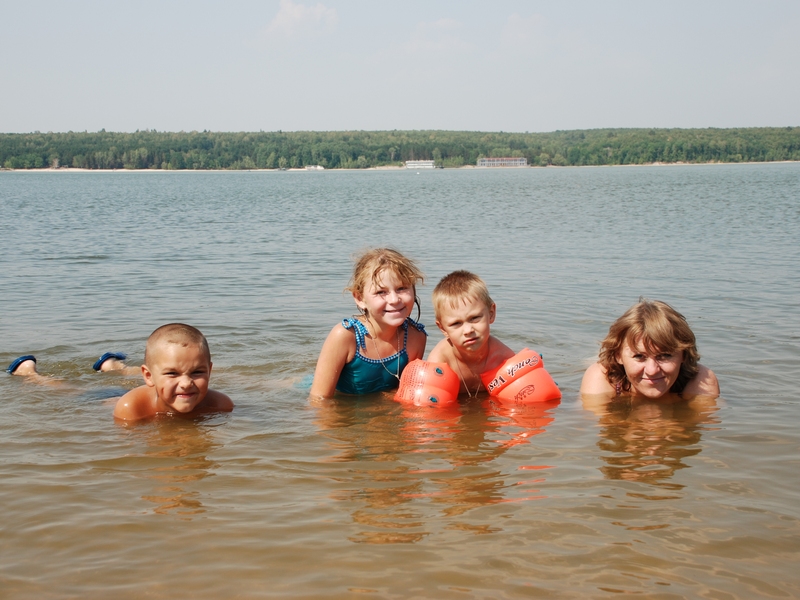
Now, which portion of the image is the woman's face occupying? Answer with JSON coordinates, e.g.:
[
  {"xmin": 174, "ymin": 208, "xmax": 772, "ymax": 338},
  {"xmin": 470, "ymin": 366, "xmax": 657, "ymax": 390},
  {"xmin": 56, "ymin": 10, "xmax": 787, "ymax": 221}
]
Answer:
[{"xmin": 617, "ymin": 338, "xmax": 684, "ymax": 399}]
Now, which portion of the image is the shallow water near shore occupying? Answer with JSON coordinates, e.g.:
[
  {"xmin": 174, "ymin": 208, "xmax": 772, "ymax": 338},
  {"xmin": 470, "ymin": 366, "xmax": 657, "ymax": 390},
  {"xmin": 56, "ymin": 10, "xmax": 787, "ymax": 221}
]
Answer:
[{"xmin": 1, "ymin": 164, "xmax": 799, "ymax": 598}]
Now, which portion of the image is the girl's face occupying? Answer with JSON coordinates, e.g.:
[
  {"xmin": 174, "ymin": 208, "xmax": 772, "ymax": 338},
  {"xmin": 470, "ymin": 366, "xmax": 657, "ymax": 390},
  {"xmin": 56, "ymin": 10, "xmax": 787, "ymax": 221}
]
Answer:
[
  {"xmin": 355, "ymin": 269, "xmax": 415, "ymax": 329},
  {"xmin": 617, "ymin": 338, "xmax": 684, "ymax": 399}
]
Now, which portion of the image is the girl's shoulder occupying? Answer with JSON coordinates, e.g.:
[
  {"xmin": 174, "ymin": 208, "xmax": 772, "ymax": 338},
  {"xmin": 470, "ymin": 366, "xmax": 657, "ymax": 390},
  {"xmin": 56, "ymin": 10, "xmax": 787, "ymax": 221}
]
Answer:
[
  {"xmin": 340, "ymin": 317, "xmax": 369, "ymax": 349},
  {"xmin": 341, "ymin": 316, "xmax": 367, "ymax": 331},
  {"xmin": 404, "ymin": 318, "xmax": 428, "ymax": 361},
  {"xmin": 319, "ymin": 321, "xmax": 359, "ymax": 353},
  {"xmin": 405, "ymin": 317, "xmax": 427, "ymax": 336}
]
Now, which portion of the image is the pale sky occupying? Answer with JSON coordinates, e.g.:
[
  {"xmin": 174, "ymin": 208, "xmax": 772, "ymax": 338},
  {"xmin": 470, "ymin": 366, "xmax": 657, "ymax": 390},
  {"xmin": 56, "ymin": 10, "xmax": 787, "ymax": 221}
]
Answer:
[{"xmin": 1, "ymin": 0, "xmax": 798, "ymax": 133}]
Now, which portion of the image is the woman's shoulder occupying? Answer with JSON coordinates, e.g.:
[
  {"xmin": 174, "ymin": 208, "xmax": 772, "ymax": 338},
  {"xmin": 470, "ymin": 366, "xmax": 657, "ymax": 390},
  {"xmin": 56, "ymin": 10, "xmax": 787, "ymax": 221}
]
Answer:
[
  {"xmin": 580, "ymin": 362, "xmax": 616, "ymax": 395},
  {"xmin": 683, "ymin": 363, "xmax": 720, "ymax": 397}
]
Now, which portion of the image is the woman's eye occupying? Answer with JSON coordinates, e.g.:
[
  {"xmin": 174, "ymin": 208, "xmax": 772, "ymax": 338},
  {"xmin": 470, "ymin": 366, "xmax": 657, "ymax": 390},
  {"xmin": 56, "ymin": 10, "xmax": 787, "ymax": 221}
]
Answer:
[{"xmin": 657, "ymin": 354, "xmax": 672, "ymax": 361}]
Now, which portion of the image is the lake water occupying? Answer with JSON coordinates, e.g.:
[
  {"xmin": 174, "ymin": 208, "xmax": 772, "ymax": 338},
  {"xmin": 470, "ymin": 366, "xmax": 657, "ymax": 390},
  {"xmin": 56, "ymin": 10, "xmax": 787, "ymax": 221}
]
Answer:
[{"xmin": 1, "ymin": 164, "xmax": 799, "ymax": 599}]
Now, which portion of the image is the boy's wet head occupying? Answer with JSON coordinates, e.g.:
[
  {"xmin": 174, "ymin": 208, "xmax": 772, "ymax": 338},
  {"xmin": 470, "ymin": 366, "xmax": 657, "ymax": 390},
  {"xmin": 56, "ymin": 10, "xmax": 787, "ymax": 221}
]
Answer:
[
  {"xmin": 433, "ymin": 271, "xmax": 494, "ymax": 322},
  {"xmin": 144, "ymin": 323, "xmax": 211, "ymax": 367}
]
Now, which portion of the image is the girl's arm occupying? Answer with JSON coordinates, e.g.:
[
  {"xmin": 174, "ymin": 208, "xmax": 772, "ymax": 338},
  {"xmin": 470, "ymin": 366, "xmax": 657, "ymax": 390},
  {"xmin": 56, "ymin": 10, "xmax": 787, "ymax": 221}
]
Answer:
[{"xmin": 310, "ymin": 324, "xmax": 356, "ymax": 399}]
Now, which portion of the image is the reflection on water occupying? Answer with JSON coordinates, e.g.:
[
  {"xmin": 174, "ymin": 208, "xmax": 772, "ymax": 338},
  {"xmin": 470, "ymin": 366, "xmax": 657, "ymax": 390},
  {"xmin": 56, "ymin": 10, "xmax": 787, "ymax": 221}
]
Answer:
[
  {"xmin": 313, "ymin": 395, "xmax": 560, "ymax": 543},
  {"xmin": 584, "ymin": 395, "xmax": 720, "ymax": 492},
  {"xmin": 124, "ymin": 417, "xmax": 222, "ymax": 518},
  {"xmin": 483, "ymin": 399, "xmax": 559, "ymax": 450}
]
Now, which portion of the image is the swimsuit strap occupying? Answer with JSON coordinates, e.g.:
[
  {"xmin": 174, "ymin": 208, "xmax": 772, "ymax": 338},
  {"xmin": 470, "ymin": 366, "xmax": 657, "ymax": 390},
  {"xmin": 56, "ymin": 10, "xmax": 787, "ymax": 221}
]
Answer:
[
  {"xmin": 341, "ymin": 317, "xmax": 427, "ymax": 353},
  {"xmin": 405, "ymin": 317, "xmax": 427, "ymax": 337},
  {"xmin": 341, "ymin": 318, "xmax": 370, "ymax": 351},
  {"xmin": 401, "ymin": 317, "xmax": 427, "ymax": 351}
]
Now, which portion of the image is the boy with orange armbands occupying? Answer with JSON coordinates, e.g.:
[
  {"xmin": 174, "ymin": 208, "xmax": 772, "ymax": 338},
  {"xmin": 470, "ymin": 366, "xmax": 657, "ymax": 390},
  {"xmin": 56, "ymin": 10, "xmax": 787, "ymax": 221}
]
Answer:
[{"xmin": 426, "ymin": 271, "xmax": 561, "ymax": 403}]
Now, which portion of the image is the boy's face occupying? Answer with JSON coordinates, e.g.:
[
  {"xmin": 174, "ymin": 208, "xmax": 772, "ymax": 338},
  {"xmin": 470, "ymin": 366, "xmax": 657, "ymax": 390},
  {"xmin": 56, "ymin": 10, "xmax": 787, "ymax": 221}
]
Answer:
[
  {"xmin": 436, "ymin": 296, "xmax": 496, "ymax": 356},
  {"xmin": 142, "ymin": 342, "xmax": 212, "ymax": 413}
]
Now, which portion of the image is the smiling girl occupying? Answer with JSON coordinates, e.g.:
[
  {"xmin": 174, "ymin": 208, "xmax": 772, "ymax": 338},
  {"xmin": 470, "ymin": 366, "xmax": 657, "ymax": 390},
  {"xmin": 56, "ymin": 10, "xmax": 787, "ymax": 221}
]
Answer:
[
  {"xmin": 310, "ymin": 248, "xmax": 427, "ymax": 398},
  {"xmin": 580, "ymin": 299, "xmax": 719, "ymax": 400}
]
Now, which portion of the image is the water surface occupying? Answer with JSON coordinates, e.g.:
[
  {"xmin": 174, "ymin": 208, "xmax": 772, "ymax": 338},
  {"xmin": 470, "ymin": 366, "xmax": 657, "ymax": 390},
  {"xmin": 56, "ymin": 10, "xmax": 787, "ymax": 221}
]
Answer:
[{"xmin": 1, "ymin": 164, "xmax": 799, "ymax": 598}]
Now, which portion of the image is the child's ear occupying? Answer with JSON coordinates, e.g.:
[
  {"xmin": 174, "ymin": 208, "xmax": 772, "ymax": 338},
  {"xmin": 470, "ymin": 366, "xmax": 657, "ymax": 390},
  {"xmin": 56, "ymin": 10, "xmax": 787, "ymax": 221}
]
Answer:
[
  {"xmin": 435, "ymin": 320, "xmax": 447, "ymax": 337},
  {"xmin": 488, "ymin": 303, "xmax": 497, "ymax": 324},
  {"xmin": 142, "ymin": 364, "xmax": 155, "ymax": 387},
  {"xmin": 353, "ymin": 292, "xmax": 367, "ymax": 312}
]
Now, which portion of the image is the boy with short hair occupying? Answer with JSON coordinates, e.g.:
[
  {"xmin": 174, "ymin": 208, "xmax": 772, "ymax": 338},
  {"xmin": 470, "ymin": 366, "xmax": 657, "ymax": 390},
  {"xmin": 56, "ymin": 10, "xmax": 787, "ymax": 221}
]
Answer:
[
  {"xmin": 428, "ymin": 271, "xmax": 516, "ymax": 396},
  {"xmin": 113, "ymin": 323, "xmax": 233, "ymax": 421}
]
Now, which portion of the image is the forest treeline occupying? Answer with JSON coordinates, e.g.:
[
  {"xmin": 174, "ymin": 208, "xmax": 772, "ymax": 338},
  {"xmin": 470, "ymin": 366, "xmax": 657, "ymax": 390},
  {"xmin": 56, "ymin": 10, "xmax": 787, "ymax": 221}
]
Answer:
[{"xmin": 1, "ymin": 127, "xmax": 798, "ymax": 170}]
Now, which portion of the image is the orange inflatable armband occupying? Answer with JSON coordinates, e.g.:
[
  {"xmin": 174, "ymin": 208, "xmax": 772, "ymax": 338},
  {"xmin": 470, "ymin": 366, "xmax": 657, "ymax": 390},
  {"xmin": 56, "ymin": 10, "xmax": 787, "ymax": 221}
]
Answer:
[
  {"xmin": 395, "ymin": 360, "xmax": 460, "ymax": 407},
  {"xmin": 480, "ymin": 348, "xmax": 562, "ymax": 404}
]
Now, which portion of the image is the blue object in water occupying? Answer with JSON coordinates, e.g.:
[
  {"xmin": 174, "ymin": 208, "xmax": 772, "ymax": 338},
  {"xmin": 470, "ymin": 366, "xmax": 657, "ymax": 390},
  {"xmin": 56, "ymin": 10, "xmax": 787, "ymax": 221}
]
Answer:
[
  {"xmin": 7, "ymin": 355, "xmax": 36, "ymax": 374},
  {"xmin": 92, "ymin": 352, "xmax": 128, "ymax": 371}
]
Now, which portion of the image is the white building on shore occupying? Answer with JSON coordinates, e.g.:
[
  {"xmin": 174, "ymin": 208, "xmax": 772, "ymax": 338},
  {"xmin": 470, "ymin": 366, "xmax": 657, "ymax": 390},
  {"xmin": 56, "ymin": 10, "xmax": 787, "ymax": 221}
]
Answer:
[
  {"xmin": 477, "ymin": 157, "xmax": 527, "ymax": 168},
  {"xmin": 405, "ymin": 160, "xmax": 436, "ymax": 169}
]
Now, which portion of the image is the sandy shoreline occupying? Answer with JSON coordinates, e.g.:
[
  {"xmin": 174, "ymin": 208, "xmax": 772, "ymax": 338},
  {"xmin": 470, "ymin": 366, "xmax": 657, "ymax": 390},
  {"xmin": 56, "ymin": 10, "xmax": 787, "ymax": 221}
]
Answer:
[{"xmin": 2, "ymin": 160, "xmax": 797, "ymax": 173}]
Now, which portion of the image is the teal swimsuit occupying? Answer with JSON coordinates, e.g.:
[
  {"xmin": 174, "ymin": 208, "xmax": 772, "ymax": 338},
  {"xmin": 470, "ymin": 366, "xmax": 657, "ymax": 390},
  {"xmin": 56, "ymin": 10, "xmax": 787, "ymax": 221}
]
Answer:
[{"xmin": 336, "ymin": 317, "xmax": 427, "ymax": 395}]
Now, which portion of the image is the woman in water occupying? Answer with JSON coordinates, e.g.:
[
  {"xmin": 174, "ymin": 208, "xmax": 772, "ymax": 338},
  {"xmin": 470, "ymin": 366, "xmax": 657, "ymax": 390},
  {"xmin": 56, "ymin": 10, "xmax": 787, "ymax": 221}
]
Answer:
[{"xmin": 581, "ymin": 299, "xmax": 719, "ymax": 399}]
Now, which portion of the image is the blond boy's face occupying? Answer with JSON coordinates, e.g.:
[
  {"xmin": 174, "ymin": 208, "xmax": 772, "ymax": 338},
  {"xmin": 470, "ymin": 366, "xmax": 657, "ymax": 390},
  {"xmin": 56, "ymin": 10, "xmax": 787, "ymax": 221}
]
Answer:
[
  {"xmin": 142, "ymin": 342, "xmax": 212, "ymax": 414},
  {"xmin": 436, "ymin": 296, "xmax": 496, "ymax": 356}
]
